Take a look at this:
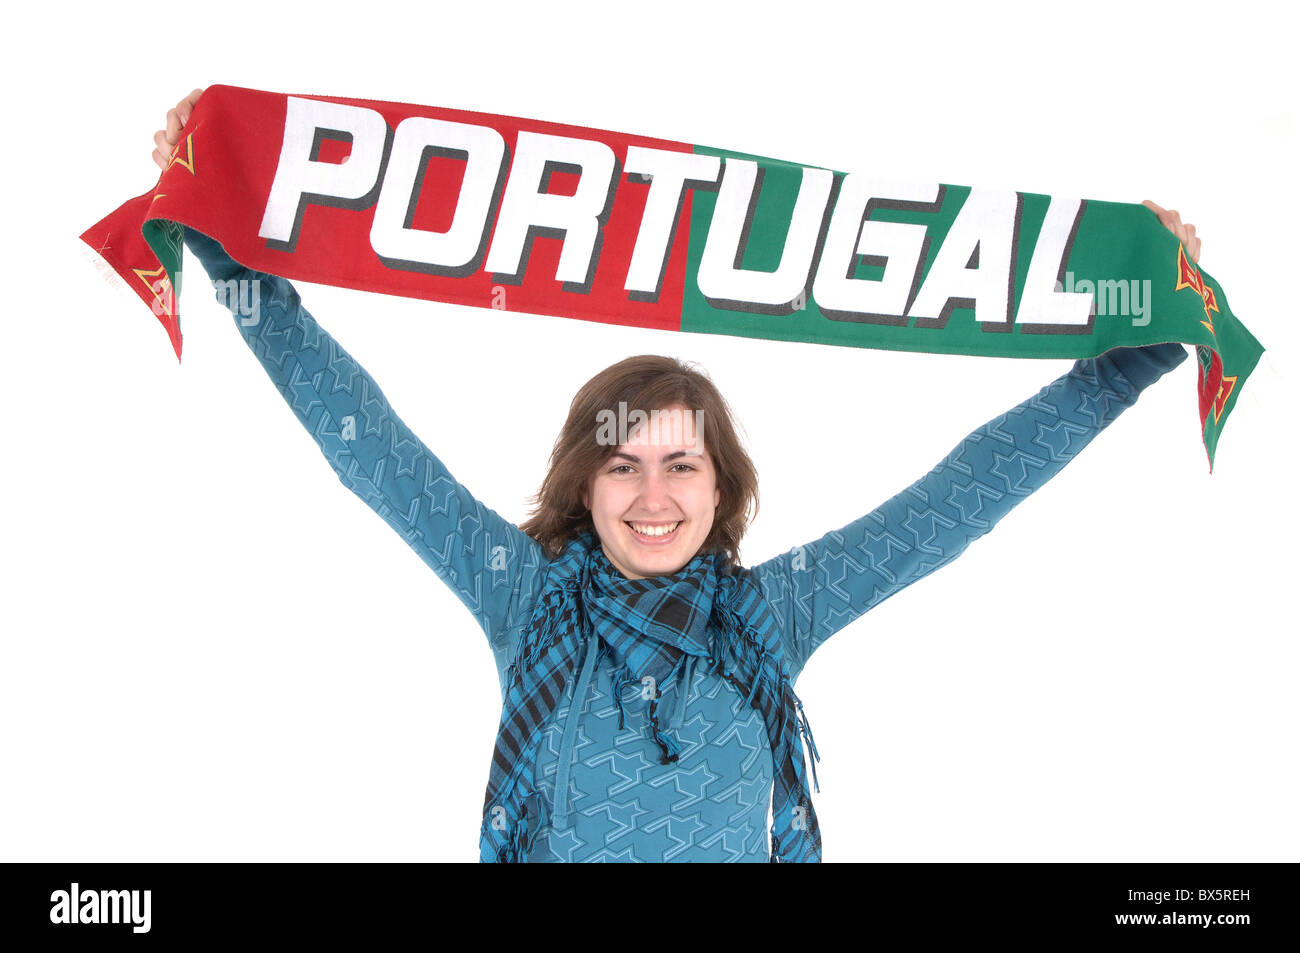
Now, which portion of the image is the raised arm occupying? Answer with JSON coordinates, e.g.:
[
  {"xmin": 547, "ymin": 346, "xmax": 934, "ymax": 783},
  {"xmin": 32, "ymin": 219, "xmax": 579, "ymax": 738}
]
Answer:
[
  {"xmin": 182, "ymin": 226, "xmax": 545, "ymax": 684},
  {"xmin": 751, "ymin": 342, "xmax": 1188, "ymax": 681}
]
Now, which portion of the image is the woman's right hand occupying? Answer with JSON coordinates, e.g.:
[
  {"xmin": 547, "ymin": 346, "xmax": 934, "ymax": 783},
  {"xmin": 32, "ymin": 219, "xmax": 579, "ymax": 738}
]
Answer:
[{"xmin": 152, "ymin": 88, "xmax": 205, "ymax": 171}]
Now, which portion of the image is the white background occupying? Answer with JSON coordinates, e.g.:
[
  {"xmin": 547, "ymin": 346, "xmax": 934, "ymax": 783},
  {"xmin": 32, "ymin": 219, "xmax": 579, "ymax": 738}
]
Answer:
[{"xmin": 3, "ymin": 0, "xmax": 1295, "ymax": 862}]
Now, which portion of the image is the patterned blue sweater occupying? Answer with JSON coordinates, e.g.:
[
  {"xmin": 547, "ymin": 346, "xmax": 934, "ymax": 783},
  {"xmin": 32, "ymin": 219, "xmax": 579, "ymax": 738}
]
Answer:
[{"xmin": 183, "ymin": 227, "xmax": 1187, "ymax": 862}]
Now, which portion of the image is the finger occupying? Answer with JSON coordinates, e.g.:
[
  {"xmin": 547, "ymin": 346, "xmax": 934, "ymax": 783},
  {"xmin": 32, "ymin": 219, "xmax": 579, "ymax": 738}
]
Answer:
[
  {"xmin": 152, "ymin": 148, "xmax": 166, "ymax": 172},
  {"xmin": 1191, "ymin": 236, "xmax": 1202, "ymax": 264},
  {"xmin": 154, "ymin": 129, "xmax": 171, "ymax": 156},
  {"xmin": 1145, "ymin": 201, "xmax": 1179, "ymax": 233},
  {"xmin": 178, "ymin": 88, "xmax": 203, "ymax": 126},
  {"xmin": 165, "ymin": 107, "xmax": 182, "ymax": 142}
]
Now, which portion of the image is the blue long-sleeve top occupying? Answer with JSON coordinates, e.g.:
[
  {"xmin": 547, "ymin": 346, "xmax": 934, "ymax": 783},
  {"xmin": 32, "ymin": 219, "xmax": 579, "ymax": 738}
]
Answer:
[{"xmin": 182, "ymin": 226, "xmax": 1187, "ymax": 862}]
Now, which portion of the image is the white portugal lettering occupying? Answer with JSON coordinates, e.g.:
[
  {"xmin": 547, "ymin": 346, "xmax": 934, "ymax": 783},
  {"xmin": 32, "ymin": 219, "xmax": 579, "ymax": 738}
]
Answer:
[
  {"xmin": 259, "ymin": 97, "xmax": 389, "ymax": 250},
  {"xmin": 484, "ymin": 130, "xmax": 617, "ymax": 285},
  {"xmin": 814, "ymin": 175, "xmax": 939, "ymax": 318},
  {"xmin": 907, "ymin": 188, "xmax": 1019, "ymax": 328},
  {"xmin": 256, "ymin": 102, "xmax": 1084, "ymax": 328},
  {"xmin": 370, "ymin": 117, "xmax": 507, "ymax": 270},
  {"xmin": 697, "ymin": 158, "xmax": 834, "ymax": 311},
  {"xmin": 1015, "ymin": 196, "xmax": 1092, "ymax": 326},
  {"xmin": 622, "ymin": 146, "xmax": 721, "ymax": 296}
]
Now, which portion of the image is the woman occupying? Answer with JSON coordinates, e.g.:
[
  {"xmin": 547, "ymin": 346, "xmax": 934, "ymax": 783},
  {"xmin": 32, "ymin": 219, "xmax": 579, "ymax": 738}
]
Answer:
[{"xmin": 155, "ymin": 89, "xmax": 1196, "ymax": 863}]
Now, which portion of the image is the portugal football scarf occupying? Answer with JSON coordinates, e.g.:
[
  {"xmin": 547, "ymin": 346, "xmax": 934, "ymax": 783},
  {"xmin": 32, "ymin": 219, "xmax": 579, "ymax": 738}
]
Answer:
[{"xmin": 81, "ymin": 84, "xmax": 1262, "ymax": 470}]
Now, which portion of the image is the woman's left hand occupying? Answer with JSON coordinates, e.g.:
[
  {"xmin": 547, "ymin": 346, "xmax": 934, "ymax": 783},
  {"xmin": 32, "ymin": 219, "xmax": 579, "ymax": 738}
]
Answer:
[{"xmin": 1142, "ymin": 199, "xmax": 1201, "ymax": 264}]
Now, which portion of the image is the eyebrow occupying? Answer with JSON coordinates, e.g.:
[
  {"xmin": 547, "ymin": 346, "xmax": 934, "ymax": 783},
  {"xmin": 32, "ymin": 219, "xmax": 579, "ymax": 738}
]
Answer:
[{"xmin": 609, "ymin": 449, "xmax": 703, "ymax": 463}]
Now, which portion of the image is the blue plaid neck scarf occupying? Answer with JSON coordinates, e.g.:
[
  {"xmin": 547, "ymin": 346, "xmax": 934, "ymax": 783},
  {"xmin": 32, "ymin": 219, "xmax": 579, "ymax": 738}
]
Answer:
[{"xmin": 479, "ymin": 530, "xmax": 822, "ymax": 862}]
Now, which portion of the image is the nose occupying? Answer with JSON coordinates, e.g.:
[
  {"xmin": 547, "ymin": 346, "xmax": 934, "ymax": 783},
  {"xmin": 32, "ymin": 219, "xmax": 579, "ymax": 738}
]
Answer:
[{"xmin": 636, "ymin": 468, "xmax": 670, "ymax": 511}]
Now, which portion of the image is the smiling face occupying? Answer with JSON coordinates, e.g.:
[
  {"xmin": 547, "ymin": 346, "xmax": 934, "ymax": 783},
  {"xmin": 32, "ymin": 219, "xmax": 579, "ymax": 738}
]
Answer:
[{"xmin": 581, "ymin": 403, "xmax": 721, "ymax": 579}]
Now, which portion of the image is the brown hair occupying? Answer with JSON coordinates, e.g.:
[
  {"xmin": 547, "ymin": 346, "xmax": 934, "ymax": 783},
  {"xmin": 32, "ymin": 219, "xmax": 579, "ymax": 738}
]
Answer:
[{"xmin": 520, "ymin": 355, "xmax": 759, "ymax": 566}]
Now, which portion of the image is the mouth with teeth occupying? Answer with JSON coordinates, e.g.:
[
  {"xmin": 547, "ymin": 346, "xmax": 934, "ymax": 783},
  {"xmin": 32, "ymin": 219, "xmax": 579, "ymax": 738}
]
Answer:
[{"xmin": 625, "ymin": 520, "xmax": 682, "ymax": 544}]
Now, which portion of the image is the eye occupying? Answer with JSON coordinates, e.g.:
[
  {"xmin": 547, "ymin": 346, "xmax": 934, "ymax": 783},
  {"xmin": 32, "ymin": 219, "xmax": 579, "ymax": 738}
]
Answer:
[
  {"xmin": 671, "ymin": 463, "xmax": 696, "ymax": 473},
  {"xmin": 609, "ymin": 464, "xmax": 635, "ymax": 474}
]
